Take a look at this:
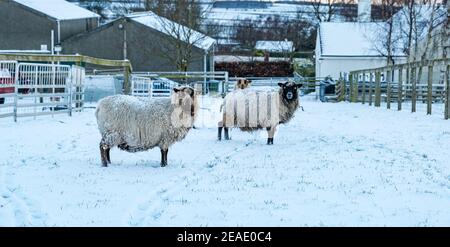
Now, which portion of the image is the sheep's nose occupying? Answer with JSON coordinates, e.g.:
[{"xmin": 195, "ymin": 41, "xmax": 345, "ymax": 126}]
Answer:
[{"xmin": 286, "ymin": 92, "xmax": 293, "ymax": 99}]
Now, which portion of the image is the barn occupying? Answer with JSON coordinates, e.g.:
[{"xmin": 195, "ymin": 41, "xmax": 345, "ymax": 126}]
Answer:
[
  {"xmin": 0, "ymin": 0, "xmax": 100, "ymax": 52},
  {"xmin": 62, "ymin": 11, "xmax": 216, "ymax": 72}
]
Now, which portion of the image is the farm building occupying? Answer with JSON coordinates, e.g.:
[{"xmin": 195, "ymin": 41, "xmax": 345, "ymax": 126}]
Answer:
[
  {"xmin": 315, "ymin": 22, "xmax": 407, "ymax": 80},
  {"xmin": 0, "ymin": 0, "xmax": 100, "ymax": 52},
  {"xmin": 62, "ymin": 12, "xmax": 217, "ymax": 72},
  {"xmin": 315, "ymin": 0, "xmax": 407, "ymax": 80}
]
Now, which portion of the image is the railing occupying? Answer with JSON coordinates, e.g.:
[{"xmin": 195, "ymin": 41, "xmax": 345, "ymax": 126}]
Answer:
[
  {"xmin": 0, "ymin": 61, "xmax": 85, "ymax": 121},
  {"xmin": 340, "ymin": 58, "xmax": 450, "ymax": 119},
  {"xmin": 131, "ymin": 75, "xmax": 178, "ymax": 98},
  {"xmin": 133, "ymin": 71, "xmax": 229, "ymax": 96}
]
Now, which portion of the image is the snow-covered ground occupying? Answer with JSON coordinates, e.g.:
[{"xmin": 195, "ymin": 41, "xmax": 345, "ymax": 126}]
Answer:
[{"xmin": 1, "ymin": 96, "xmax": 450, "ymax": 226}]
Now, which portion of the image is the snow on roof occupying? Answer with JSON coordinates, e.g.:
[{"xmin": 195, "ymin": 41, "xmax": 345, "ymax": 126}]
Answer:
[
  {"xmin": 318, "ymin": 22, "xmax": 406, "ymax": 57},
  {"xmin": 14, "ymin": 0, "xmax": 100, "ymax": 21},
  {"xmin": 127, "ymin": 12, "xmax": 216, "ymax": 51},
  {"xmin": 255, "ymin": 40, "xmax": 294, "ymax": 52}
]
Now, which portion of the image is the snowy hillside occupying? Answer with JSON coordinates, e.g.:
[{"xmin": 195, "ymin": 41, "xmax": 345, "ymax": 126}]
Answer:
[{"xmin": 1, "ymin": 96, "xmax": 449, "ymax": 226}]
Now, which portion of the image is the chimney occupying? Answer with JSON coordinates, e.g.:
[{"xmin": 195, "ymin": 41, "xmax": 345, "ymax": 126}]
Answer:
[{"xmin": 357, "ymin": 0, "xmax": 372, "ymax": 22}]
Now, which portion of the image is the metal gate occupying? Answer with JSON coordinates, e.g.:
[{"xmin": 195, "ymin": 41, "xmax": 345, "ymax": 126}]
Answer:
[
  {"xmin": 131, "ymin": 75, "xmax": 177, "ymax": 98},
  {"xmin": 0, "ymin": 61, "xmax": 85, "ymax": 121},
  {"xmin": 0, "ymin": 60, "xmax": 18, "ymax": 118}
]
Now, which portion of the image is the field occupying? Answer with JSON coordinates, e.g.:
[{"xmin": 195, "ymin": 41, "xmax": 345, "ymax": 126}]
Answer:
[{"xmin": 1, "ymin": 96, "xmax": 449, "ymax": 226}]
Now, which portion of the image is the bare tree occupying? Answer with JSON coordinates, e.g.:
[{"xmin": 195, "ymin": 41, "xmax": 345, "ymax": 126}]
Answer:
[
  {"xmin": 310, "ymin": 0, "xmax": 356, "ymax": 22},
  {"xmin": 371, "ymin": 0, "xmax": 404, "ymax": 66},
  {"xmin": 78, "ymin": 0, "xmax": 111, "ymax": 21},
  {"xmin": 144, "ymin": 0, "xmax": 212, "ymax": 71}
]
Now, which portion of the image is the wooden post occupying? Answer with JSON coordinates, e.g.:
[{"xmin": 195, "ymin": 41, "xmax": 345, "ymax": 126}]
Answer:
[
  {"xmin": 123, "ymin": 66, "xmax": 131, "ymax": 95},
  {"xmin": 411, "ymin": 66, "xmax": 417, "ymax": 112},
  {"xmin": 445, "ymin": 64, "xmax": 450, "ymax": 120},
  {"xmin": 353, "ymin": 73, "xmax": 359, "ymax": 103},
  {"xmin": 349, "ymin": 73, "xmax": 353, "ymax": 102},
  {"xmin": 427, "ymin": 64, "xmax": 433, "ymax": 115},
  {"xmin": 398, "ymin": 66, "xmax": 403, "ymax": 111},
  {"xmin": 375, "ymin": 70, "xmax": 381, "ymax": 107},
  {"xmin": 386, "ymin": 69, "xmax": 392, "ymax": 109},
  {"xmin": 362, "ymin": 72, "xmax": 366, "ymax": 104},
  {"xmin": 369, "ymin": 72, "xmax": 373, "ymax": 106}
]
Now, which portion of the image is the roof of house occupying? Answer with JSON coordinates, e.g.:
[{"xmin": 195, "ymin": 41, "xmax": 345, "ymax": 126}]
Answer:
[
  {"xmin": 318, "ymin": 22, "xmax": 406, "ymax": 57},
  {"xmin": 13, "ymin": 0, "xmax": 100, "ymax": 21},
  {"xmin": 127, "ymin": 12, "xmax": 216, "ymax": 51},
  {"xmin": 255, "ymin": 40, "xmax": 294, "ymax": 52}
]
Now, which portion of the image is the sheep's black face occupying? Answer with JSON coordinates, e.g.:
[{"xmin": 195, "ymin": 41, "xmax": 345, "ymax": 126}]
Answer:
[
  {"xmin": 236, "ymin": 79, "xmax": 252, "ymax": 89},
  {"xmin": 278, "ymin": 82, "xmax": 301, "ymax": 102}
]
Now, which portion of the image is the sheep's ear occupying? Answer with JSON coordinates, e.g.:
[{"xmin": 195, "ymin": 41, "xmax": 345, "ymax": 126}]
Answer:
[
  {"xmin": 278, "ymin": 82, "xmax": 284, "ymax": 87},
  {"xmin": 173, "ymin": 88, "xmax": 180, "ymax": 93},
  {"xmin": 296, "ymin": 83, "xmax": 303, "ymax": 89},
  {"xmin": 247, "ymin": 80, "xmax": 252, "ymax": 84}
]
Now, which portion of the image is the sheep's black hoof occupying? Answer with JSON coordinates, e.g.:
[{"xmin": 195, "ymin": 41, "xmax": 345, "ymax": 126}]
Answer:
[
  {"xmin": 101, "ymin": 161, "xmax": 108, "ymax": 167},
  {"xmin": 267, "ymin": 138, "xmax": 274, "ymax": 145},
  {"xmin": 224, "ymin": 128, "xmax": 230, "ymax": 140},
  {"xmin": 218, "ymin": 127, "xmax": 222, "ymax": 141},
  {"xmin": 160, "ymin": 162, "xmax": 167, "ymax": 167}
]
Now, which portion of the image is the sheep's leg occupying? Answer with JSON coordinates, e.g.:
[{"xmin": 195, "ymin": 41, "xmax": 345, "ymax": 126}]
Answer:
[
  {"xmin": 218, "ymin": 127, "xmax": 223, "ymax": 140},
  {"xmin": 267, "ymin": 126, "xmax": 276, "ymax": 145},
  {"xmin": 160, "ymin": 148, "xmax": 168, "ymax": 167},
  {"xmin": 99, "ymin": 142, "xmax": 110, "ymax": 167},
  {"xmin": 224, "ymin": 127, "xmax": 230, "ymax": 140},
  {"xmin": 106, "ymin": 148, "xmax": 111, "ymax": 164},
  {"xmin": 217, "ymin": 120, "xmax": 223, "ymax": 140}
]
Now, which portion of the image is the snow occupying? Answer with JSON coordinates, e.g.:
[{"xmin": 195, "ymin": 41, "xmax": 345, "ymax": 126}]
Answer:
[
  {"xmin": 14, "ymin": 0, "xmax": 100, "ymax": 21},
  {"xmin": 1, "ymin": 95, "xmax": 450, "ymax": 226},
  {"xmin": 318, "ymin": 22, "xmax": 406, "ymax": 57},
  {"xmin": 255, "ymin": 41, "xmax": 294, "ymax": 53},
  {"xmin": 128, "ymin": 12, "xmax": 216, "ymax": 51}
]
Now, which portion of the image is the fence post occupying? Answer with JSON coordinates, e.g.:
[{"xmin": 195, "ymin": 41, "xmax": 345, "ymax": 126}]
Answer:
[
  {"xmin": 68, "ymin": 66, "xmax": 73, "ymax": 117},
  {"xmin": 123, "ymin": 65, "xmax": 131, "ymax": 95},
  {"xmin": 411, "ymin": 65, "xmax": 417, "ymax": 113},
  {"xmin": 349, "ymin": 73, "xmax": 353, "ymax": 102},
  {"xmin": 353, "ymin": 73, "xmax": 358, "ymax": 103},
  {"xmin": 13, "ymin": 62, "xmax": 19, "ymax": 122},
  {"xmin": 362, "ymin": 72, "xmax": 366, "ymax": 104},
  {"xmin": 386, "ymin": 69, "xmax": 391, "ymax": 109},
  {"xmin": 375, "ymin": 70, "xmax": 381, "ymax": 107},
  {"xmin": 427, "ymin": 64, "xmax": 433, "ymax": 115},
  {"xmin": 398, "ymin": 66, "xmax": 403, "ymax": 111},
  {"xmin": 369, "ymin": 72, "xmax": 373, "ymax": 106},
  {"xmin": 445, "ymin": 64, "xmax": 449, "ymax": 120}
]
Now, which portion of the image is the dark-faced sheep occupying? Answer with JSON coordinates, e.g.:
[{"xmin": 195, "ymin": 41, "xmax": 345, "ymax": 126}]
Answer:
[
  {"xmin": 234, "ymin": 78, "xmax": 252, "ymax": 90},
  {"xmin": 218, "ymin": 81, "xmax": 301, "ymax": 144},
  {"xmin": 95, "ymin": 86, "xmax": 197, "ymax": 167}
]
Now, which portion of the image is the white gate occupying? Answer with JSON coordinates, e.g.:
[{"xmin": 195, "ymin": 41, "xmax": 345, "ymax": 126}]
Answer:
[
  {"xmin": 0, "ymin": 61, "xmax": 18, "ymax": 118},
  {"xmin": 0, "ymin": 61, "xmax": 85, "ymax": 121},
  {"xmin": 131, "ymin": 75, "xmax": 177, "ymax": 98}
]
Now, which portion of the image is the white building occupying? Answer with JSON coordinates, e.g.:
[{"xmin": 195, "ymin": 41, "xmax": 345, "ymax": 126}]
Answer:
[
  {"xmin": 255, "ymin": 40, "xmax": 294, "ymax": 53},
  {"xmin": 315, "ymin": 0, "xmax": 407, "ymax": 80}
]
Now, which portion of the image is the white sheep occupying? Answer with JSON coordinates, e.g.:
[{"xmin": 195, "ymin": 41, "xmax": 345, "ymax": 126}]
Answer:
[
  {"xmin": 217, "ymin": 78, "xmax": 252, "ymax": 140},
  {"xmin": 218, "ymin": 81, "xmax": 301, "ymax": 144},
  {"xmin": 95, "ymin": 86, "xmax": 197, "ymax": 167}
]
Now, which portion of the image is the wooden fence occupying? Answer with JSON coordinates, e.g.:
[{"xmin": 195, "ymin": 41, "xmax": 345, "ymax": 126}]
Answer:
[{"xmin": 336, "ymin": 58, "xmax": 450, "ymax": 119}]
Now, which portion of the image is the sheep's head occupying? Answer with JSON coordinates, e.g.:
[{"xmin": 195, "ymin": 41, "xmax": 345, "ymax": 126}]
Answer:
[
  {"xmin": 172, "ymin": 86, "xmax": 196, "ymax": 117},
  {"xmin": 235, "ymin": 78, "xmax": 252, "ymax": 90},
  {"xmin": 278, "ymin": 81, "xmax": 302, "ymax": 102}
]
